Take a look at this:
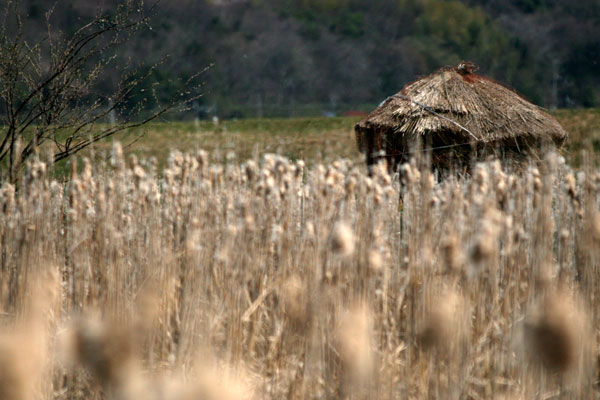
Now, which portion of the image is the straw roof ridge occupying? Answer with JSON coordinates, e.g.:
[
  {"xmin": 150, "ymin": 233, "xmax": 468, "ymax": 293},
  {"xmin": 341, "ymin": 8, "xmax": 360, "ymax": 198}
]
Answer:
[{"xmin": 356, "ymin": 62, "xmax": 567, "ymax": 146}]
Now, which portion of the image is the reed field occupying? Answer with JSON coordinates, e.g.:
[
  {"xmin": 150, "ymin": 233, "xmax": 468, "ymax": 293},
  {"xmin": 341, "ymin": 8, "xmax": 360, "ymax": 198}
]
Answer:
[{"xmin": 1, "ymin": 112, "xmax": 600, "ymax": 399}]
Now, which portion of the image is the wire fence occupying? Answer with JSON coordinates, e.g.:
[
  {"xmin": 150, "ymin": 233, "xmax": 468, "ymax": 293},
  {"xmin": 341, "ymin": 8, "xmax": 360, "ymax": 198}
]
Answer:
[{"xmin": 186, "ymin": 102, "xmax": 378, "ymax": 120}]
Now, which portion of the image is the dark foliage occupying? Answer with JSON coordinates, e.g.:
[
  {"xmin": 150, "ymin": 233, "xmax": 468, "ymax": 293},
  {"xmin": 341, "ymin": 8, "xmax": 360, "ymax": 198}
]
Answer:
[{"xmin": 3, "ymin": 0, "xmax": 600, "ymax": 120}]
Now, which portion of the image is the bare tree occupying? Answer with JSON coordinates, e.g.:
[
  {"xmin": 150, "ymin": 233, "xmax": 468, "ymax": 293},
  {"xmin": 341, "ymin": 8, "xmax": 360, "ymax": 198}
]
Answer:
[{"xmin": 0, "ymin": 0, "xmax": 203, "ymax": 183}]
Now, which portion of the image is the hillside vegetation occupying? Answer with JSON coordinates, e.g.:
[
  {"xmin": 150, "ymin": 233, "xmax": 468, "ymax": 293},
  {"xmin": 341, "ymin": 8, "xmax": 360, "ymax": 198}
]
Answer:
[{"xmin": 10, "ymin": 0, "xmax": 600, "ymax": 118}]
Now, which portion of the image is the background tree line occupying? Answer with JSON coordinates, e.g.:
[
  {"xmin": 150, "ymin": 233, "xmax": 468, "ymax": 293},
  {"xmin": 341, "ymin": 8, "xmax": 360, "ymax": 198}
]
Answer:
[{"xmin": 7, "ymin": 0, "xmax": 600, "ymax": 118}]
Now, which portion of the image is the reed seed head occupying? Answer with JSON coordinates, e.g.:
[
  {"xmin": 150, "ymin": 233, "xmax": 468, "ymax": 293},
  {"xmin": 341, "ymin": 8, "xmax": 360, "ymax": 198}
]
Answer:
[
  {"xmin": 331, "ymin": 222, "xmax": 355, "ymax": 257},
  {"xmin": 65, "ymin": 315, "xmax": 138, "ymax": 390},
  {"xmin": 419, "ymin": 287, "xmax": 470, "ymax": 356},
  {"xmin": 525, "ymin": 289, "xmax": 589, "ymax": 373}
]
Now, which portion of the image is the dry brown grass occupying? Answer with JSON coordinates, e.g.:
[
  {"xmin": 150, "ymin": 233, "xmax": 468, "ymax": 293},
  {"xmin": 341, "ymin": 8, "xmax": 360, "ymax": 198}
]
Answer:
[{"xmin": 1, "ymin": 145, "xmax": 600, "ymax": 399}]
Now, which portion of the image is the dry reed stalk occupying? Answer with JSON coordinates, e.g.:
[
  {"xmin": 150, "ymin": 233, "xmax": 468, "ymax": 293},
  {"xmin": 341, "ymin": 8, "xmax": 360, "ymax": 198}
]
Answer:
[
  {"xmin": 0, "ymin": 270, "xmax": 60, "ymax": 400},
  {"xmin": 335, "ymin": 302, "xmax": 374, "ymax": 398}
]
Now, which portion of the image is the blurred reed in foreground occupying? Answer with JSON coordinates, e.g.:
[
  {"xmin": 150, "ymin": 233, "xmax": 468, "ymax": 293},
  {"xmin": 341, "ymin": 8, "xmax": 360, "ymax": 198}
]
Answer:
[{"xmin": 0, "ymin": 146, "xmax": 599, "ymax": 399}]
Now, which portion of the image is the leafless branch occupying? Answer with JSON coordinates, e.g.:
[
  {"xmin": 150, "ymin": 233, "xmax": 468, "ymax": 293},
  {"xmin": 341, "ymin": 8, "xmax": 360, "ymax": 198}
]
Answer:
[{"xmin": 0, "ymin": 0, "xmax": 203, "ymax": 183}]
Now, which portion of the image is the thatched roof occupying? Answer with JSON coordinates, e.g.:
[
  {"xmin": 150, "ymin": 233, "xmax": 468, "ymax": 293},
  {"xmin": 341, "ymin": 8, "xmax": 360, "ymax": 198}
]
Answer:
[{"xmin": 356, "ymin": 62, "xmax": 567, "ymax": 153}]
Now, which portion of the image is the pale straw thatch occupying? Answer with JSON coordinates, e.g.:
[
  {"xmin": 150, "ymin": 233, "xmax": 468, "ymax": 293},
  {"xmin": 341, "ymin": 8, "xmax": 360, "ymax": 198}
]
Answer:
[{"xmin": 355, "ymin": 62, "xmax": 567, "ymax": 171}]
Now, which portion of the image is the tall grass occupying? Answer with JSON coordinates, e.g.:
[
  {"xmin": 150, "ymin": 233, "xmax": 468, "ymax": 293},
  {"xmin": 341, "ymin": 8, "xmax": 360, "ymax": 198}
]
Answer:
[{"xmin": 0, "ymin": 145, "xmax": 599, "ymax": 399}]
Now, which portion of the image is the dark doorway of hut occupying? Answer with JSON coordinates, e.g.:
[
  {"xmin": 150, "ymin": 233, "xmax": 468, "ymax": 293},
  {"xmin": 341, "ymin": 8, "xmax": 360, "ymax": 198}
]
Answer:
[
  {"xmin": 359, "ymin": 127, "xmax": 479, "ymax": 179},
  {"xmin": 355, "ymin": 61, "xmax": 568, "ymax": 178}
]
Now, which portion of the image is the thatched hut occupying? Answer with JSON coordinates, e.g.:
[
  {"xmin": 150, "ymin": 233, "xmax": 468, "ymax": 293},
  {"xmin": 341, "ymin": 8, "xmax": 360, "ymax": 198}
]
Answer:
[{"xmin": 355, "ymin": 62, "xmax": 567, "ymax": 171}]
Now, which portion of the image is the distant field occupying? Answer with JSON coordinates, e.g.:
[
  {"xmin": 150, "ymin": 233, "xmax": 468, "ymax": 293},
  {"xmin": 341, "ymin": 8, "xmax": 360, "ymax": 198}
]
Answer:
[
  {"xmin": 554, "ymin": 108, "xmax": 600, "ymax": 155},
  {"xmin": 72, "ymin": 108, "xmax": 600, "ymax": 172},
  {"xmin": 86, "ymin": 117, "xmax": 362, "ymax": 170}
]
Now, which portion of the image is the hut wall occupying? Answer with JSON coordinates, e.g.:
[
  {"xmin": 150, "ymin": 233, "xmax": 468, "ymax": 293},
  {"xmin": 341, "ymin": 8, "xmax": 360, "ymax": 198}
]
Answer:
[{"xmin": 357, "ymin": 125, "xmax": 557, "ymax": 173}]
